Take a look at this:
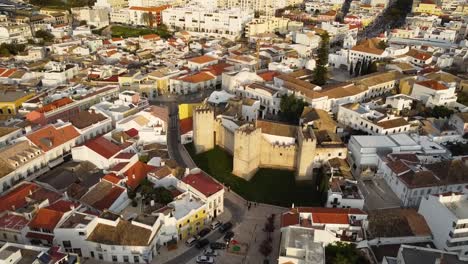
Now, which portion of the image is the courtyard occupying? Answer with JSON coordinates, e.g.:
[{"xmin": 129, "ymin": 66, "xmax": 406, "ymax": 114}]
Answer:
[{"xmin": 186, "ymin": 144, "xmax": 322, "ymax": 207}]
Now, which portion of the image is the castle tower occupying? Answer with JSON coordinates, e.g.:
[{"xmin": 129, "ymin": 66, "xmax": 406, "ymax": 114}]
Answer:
[
  {"xmin": 296, "ymin": 126, "xmax": 317, "ymax": 182},
  {"xmin": 193, "ymin": 106, "xmax": 215, "ymax": 154},
  {"xmin": 232, "ymin": 124, "xmax": 261, "ymax": 180}
]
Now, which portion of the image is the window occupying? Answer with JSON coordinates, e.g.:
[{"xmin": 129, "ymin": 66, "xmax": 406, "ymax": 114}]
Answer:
[
  {"xmin": 123, "ymin": 256, "xmax": 129, "ymax": 262},
  {"xmin": 90, "ymin": 251, "xmax": 95, "ymax": 258},
  {"xmin": 63, "ymin": 241, "xmax": 72, "ymax": 248},
  {"xmin": 79, "ymin": 232, "xmax": 85, "ymax": 236},
  {"xmin": 98, "ymin": 254, "xmax": 103, "ymax": 260},
  {"xmin": 112, "ymin": 256, "xmax": 118, "ymax": 262},
  {"xmin": 134, "ymin": 256, "xmax": 140, "ymax": 263},
  {"xmin": 2, "ymin": 233, "xmax": 6, "ymax": 239}
]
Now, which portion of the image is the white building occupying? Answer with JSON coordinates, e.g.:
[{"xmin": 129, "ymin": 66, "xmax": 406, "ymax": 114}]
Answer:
[
  {"xmin": 410, "ymin": 80, "xmax": 458, "ymax": 107},
  {"xmin": 115, "ymin": 106, "xmax": 168, "ymax": 144},
  {"xmin": 278, "ymin": 226, "xmax": 325, "ymax": 264},
  {"xmin": 383, "ymin": 244, "xmax": 468, "ymax": 264},
  {"xmin": 419, "ymin": 193, "xmax": 468, "ymax": 259},
  {"xmin": 169, "ymin": 72, "xmax": 216, "ymax": 95},
  {"xmin": 71, "ymin": 7, "xmax": 110, "ymax": 28},
  {"xmin": 161, "ymin": 6, "xmax": 254, "ymax": 40},
  {"xmin": 378, "ymin": 153, "xmax": 468, "ymax": 207},
  {"xmin": 385, "ymin": 94, "xmax": 415, "ymax": 112},
  {"xmin": 245, "ymin": 16, "xmax": 303, "ymax": 37},
  {"xmin": 326, "ymin": 178, "xmax": 365, "ymax": 209},
  {"xmin": 54, "ymin": 212, "xmax": 164, "ymax": 263},
  {"xmin": 0, "ymin": 24, "xmax": 32, "ymax": 44},
  {"xmin": 337, "ymin": 103, "xmax": 411, "ymax": 135}
]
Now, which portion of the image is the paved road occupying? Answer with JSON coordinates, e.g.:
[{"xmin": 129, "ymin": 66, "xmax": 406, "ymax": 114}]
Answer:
[{"xmin": 150, "ymin": 92, "xmax": 248, "ymax": 264}]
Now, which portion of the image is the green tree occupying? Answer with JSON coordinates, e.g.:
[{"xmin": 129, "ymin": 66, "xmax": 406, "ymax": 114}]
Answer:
[
  {"xmin": 326, "ymin": 242, "xmax": 369, "ymax": 264},
  {"xmin": 368, "ymin": 61, "xmax": 378, "ymax": 74},
  {"xmin": 279, "ymin": 94, "xmax": 308, "ymax": 125},
  {"xmin": 313, "ymin": 32, "xmax": 330, "ymax": 85},
  {"xmin": 377, "ymin": 40, "xmax": 388, "ymax": 50},
  {"xmin": 360, "ymin": 58, "xmax": 368, "ymax": 75},
  {"xmin": 35, "ymin": 30, "xmax": 55, "ymax": 42},
  {"xmin": 429, "ymin": 105, "xmax": 454, "ymax": 118}
]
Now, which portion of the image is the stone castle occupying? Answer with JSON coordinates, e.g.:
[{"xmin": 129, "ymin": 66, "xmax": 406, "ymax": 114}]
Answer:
[{"xmin": 192, "ymin": 99, "xmax": 347, "ymax": 182}]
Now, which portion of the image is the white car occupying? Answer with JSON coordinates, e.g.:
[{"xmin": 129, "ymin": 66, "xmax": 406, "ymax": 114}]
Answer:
[
  {"xmin": 196, "ymin": 255, "xmax": 214, "ymax": 263},
  {"xmin": 185, "ymin": 237, "xmax": 197, "ymax": 247},
  {"xmin": 203, "ymin": 248, "xmax": 218, "ymax": 256}
]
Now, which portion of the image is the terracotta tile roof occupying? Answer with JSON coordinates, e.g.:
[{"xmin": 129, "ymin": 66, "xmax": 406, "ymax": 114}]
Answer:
[
  {"xmin": 148, "ymin": 105, "xmax": 169, "ymax": 124},
  {"xmin": 35, "ymin": 97, "xmax": 74, "ymax": 113},
  {"xmin": 87, "ymin": 218, "xmax": 152, "ymax": 246},
  {"xmin": 26, "ymin": 124, "xmax": 80, "ymax": 152},
  {"xmin": 125, "ymin": 161, "xmax": 157, "ymax": 190},
  {"xmin": 416, "ymin": 80, "xmax": 448, "ymax": 90},
  {"xmin": 187, "ymin": 55, "xmax": 217, "ymax": 64},
  {"xmin": 46, "ymin": 200, "xmax": 78, "ymax": 212},
  {"xmin": 178, "ymin": 72, "xmax": 215, "ymax": 83},
  {"xmin": 313, "ymin": 212, "xmax": 349, "ymax": 224},
  {"xmin": 281, "ymin": 210, "xmax": 299, "ymax": 227},
  {"xmin": 102, "ymin": 173, "xmax": 122, "ymax": 184},
  {"xmin": 151, "ymin": 166, "xmax": 172, "ymax": 179},
  {"xmin": 258, "ymin": 71, "xmax": 279, "ymax": 82},
  {"xmin": 110, "ymin": 162, "xmax": 129, "ymax": 172},
  {"xmin": 124, "ymin": 128, "xmax": 139, "ymax": 138},
  {"xmin": 376, "ymin": 118, "xmax": 409, "ymax": 129},
  {"xmin": 256, "ymin": 120, "xmax": 297, "ymax": 138},
  {"xmin": 84, "ymin": 136, "xmax": 122, "ymax": 159},
  {"xmin": 115, "ymin": 152, "xmax": 136, "ymax": 159},
  {"xmin": 0, "ymin": 214, "xmax": 28, "ymax": 230},
  {"xmin": 406, "ymin": 49, "xmax": 432, "ymax": 61},
  {"xmin": 351, "ymin": 38, "xmax": 385, "ymax": 55},
  {"xmin": 179, "ymin": 117, "xmax": 193, "ymax": 135},
  {"xmin": 81, "ymin": 181, "xmax": 125, "ymax": 211},
  {"xmin": 182, "ymin": 172, "xmax": 223, "ymax": 197},
  {"xmin": 203, "ymin": 62, "xmax": 233, "ymax": 76},
  {"xmin": 142, "ymin": 34, "xmax": 160, "ymax": 40},
  {"xmin": 69, "ymin": 110, "xmax": 107, "ymax": 129},
  {"xmin": 29, "ymin": 208, "xmax": 64, "ymax": 230},
  {"xmin": 129, "ymin": 5, "xmax": 171, "ymax": 12}
]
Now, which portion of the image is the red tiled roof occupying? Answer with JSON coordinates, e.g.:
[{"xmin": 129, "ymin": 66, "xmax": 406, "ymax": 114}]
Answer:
[
  {"xmin": 26, "ymin": 232, "xmax": 54, "ymax": 242},
  {"xmin": 182, "ymin": 172, "xmax": 223, "ymax": 197},
  {"xmin": 36, "ymin": 97, "xmax": 74, "ymax": 113},
  {"xmin": 102, "ymin": 173, "xmax": 122, "ymax": 184},
  {"xmin": 0, "ymin": 214, "xmax": 29, "ymax": 230},
  {"xmin": 125, "ymin": 128, "xmax": 139, "ymax": 138},
  {"xmin": 142, "ymin": 34, "xmax": 160, "ymax": 40},
  {"xmin": 114, "ymin": 152, "xmax": 136, "ymax": 159},
  {"xmin": 26, "ymin": 124, "xmax": 80, "ymax": 152},
  {"xmin": 178, "ymin": 72, "xmax": 215, "ymax": 83},
  {"xmin": 179, "ymin": 117, "xmax": 193, "ymax": 135},
  {"xmin": 258, "ymin": 71, "xmax": 279, "ymax": 82},
  {"xmin": 203, "ymin": 62, "xmax": 232, "ymax": 76},
  {"xmin": 46, "ymin": 200, "xmax": 77, "ymax": 212},
  {"xmin": 0, "ymin": 183, "xmax": 38, "ymax": 214},
  {"xmin": 188, "ymin": 55, "xmax": 217, "ymax": 64},
  {"xmin": 92, "ymin": 186, "xmax": 125, "ymax": 211},
  {"xmin": 297, "ymin": 207, "xmax": 366, "ymax": 215},
  {"xmin": 416, "ymin": 80, "xmax": 447, "ymax": 90},
  {"xmin": 312, "ymin": 212, "xmax": 349, "ymax": 224},
  {"xmin": 29, "ymin": 208, "xmax": 64, "ymax": 230},
  {"xmin": 129, "ymin": 5, "xmax": 171, "ymax": 12},
  {"xmin": 84, "ymin": 136, "xmax": 122, "ymax": 159},
  {"xmin": 281, "ymin": 210, "xmax": 299, "ymax": 227},
  {"xmin": 109, "ymin": 162, "xmax": 129, "ymax": 172},
  {"xmin": 125, "ymin": 161, "xmax": 157, "ymax": 190}
]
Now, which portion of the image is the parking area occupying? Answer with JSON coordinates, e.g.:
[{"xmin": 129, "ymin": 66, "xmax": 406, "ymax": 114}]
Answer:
[
  {"xmin": 359, "ymin": 178, "xmax": 402, "ymax": 210},
  {"xmin": 186, "ymin": 204, "xmax": 286, "ymax": 264}
]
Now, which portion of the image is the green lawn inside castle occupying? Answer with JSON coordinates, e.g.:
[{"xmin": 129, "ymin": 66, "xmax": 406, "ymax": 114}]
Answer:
[{"xmin": 186, "ymin": 144, "xmax": 322, "ymax": 207}]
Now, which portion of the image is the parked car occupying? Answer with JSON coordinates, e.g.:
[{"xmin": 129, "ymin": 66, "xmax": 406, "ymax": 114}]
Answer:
[
  {"xmin": 196, "ymin": 255, "xmax": 214, "ymax": 264},
  {"xmin": 196, "ymin": 239, "xmax": 210, "ymax": 249},
  {"xmin": 197, "ymin": 228, "xmax": 211, "ymax": 239},
  {"xmin": 223, "ymin": 231, "xmax": 234, "ymax": 242},
  {"xmin": 185, "ymin": 237, "xmax": 197, "ymax": 247},
  {"xmin": 210, "ymin": 242, "xmax": 227, "ymax": 250},
  {"xmin": 210, "ymin": 221, "xmax": 222, "ymax": 230},
  {"xmin": 219, "ymin": 222, "xmax": 233, "ymax": 233},
  {"xmin": 203, "ymin": 248, "xmax": 218, "ymax": 256}
]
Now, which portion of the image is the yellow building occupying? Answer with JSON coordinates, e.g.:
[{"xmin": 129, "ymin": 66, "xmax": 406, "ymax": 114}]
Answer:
[
  {"xmin": 147, "ymin": 68, "xmax": 185, "ymax": 94},
  {"xmin": 0, "ymin": 89, "xmax": 34, "ymax": 117},
  {"xmin": 413, "ymin": 1, "xmax": 443, "ymax": 15},
  {"xmin": 178, "ymin": 103, "xmax": 203, "ymax": 120},
  {"xmin": 170, "ymin": 193, "xmax": 208, "ymax": 240}
]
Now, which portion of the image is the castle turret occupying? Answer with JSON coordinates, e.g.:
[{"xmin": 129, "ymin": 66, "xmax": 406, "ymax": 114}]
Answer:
[
  {"xmin": 296, "ymin": 126, "xmax": 317, "ymax": 181},
  {"xmin": 193, "ymin": 105, "xmax": 215, "ymax": 154},
  {"xmin": 232, "ymin": 124, "xmax": 261, "ymax": 180}
]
